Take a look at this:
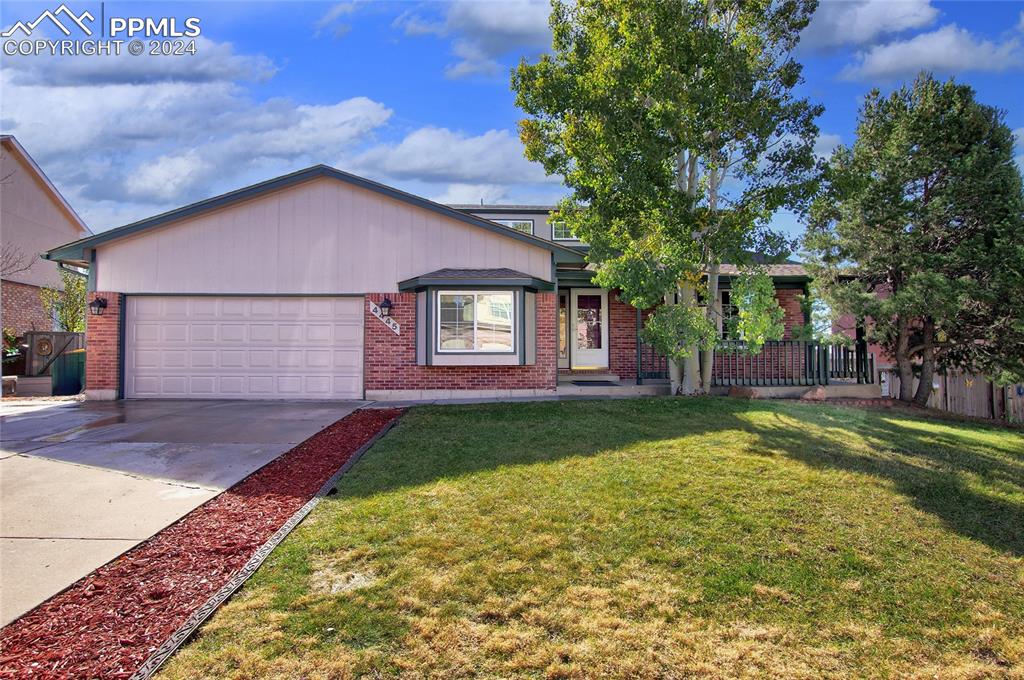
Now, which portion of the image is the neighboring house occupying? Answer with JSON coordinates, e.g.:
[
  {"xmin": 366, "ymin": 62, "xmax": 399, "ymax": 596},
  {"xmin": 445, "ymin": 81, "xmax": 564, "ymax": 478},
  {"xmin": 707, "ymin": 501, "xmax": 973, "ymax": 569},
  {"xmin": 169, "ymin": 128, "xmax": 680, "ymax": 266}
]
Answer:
[
  {"xmin": 44, "ymin": 165, "xmax": 813, "ymax": 401},
  {"xmin": 1, "ymin": 135, "xmax": 91, "ymax": 335}
]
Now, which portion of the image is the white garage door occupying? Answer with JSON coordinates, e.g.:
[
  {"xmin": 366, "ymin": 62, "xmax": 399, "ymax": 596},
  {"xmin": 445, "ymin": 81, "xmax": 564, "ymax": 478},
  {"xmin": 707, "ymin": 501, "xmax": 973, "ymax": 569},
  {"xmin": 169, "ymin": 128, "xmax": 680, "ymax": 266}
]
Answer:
[{"xmin": 124, "ymin": 296, "xmax": 363, "ymax": 399}]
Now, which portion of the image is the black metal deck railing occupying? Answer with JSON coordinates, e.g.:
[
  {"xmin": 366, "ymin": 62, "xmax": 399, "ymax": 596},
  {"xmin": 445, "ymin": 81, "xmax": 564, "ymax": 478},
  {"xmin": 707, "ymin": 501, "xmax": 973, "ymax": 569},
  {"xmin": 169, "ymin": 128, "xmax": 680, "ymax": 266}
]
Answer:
[{"xmin": 636, "ymin": 339, "xmax": 875, "ymax": 387}]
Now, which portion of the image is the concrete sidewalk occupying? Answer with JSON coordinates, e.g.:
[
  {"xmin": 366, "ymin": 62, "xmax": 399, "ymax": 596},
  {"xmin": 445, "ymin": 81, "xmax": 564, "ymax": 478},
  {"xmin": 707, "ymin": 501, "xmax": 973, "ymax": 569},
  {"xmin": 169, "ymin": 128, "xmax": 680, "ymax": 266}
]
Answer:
[{"xmin": 0, "ymin": 398, "xmax": 364, "ymax": 625}]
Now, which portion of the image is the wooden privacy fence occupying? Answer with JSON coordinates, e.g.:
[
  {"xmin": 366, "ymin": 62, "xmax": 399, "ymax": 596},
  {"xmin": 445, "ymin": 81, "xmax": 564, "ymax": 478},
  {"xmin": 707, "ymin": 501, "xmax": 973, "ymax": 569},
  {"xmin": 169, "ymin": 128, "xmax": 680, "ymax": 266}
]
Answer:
[{"xmin": 886, "ymin": 370, "xmax": 1024, "ymax": 424}]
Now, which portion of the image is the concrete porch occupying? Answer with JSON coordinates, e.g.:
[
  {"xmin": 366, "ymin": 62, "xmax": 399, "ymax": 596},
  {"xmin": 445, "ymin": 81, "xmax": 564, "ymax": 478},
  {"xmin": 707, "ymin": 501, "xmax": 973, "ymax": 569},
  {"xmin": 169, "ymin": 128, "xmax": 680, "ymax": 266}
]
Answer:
[{"xmin": 557, "ymin": 370, "xmax": 670, "ymax": 397}]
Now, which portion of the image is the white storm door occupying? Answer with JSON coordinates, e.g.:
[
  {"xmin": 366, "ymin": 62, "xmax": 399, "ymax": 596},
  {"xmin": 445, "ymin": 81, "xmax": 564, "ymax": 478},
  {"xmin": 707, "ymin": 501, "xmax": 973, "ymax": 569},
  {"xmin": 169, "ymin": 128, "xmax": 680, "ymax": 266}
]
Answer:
[
  {"xmin": 124, "ymin": 296, "xmax": 363, "ymax": 399},
  {"xmin": 570, "ymin": 289, "xmax": 608, "ymax": 369}
]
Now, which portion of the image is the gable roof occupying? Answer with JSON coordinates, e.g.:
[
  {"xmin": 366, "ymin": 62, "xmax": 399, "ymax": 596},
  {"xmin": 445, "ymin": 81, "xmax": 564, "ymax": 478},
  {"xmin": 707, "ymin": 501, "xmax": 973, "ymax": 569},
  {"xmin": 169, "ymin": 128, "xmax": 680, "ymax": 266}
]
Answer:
[
  {"xmin": 43, "ymin": 165, "xmax": 585, "ymax": 266},
  {"xmin": 1, "ymin": 135, "xmax": 90, "ymax": 235}
]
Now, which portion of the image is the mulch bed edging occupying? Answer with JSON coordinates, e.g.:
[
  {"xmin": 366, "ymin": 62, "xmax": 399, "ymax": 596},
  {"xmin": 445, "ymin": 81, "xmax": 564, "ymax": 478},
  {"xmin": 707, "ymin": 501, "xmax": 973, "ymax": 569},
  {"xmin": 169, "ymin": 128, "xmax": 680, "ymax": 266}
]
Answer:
[{"xmin": 0, "ymin": 407, "xmax": 403, "ymax": 679}]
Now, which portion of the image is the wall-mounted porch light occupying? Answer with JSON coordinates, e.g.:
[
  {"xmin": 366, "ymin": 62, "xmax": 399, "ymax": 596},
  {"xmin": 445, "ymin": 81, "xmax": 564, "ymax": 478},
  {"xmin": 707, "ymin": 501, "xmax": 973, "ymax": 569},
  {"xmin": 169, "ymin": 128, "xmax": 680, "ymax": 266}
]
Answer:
[
  {"xmin": 88, "ymin": 297, "xmax": 108, "ymax": 316},
  {"xmin": 379, "ymin": 297, "xmax": 393, "ymax": 317}
]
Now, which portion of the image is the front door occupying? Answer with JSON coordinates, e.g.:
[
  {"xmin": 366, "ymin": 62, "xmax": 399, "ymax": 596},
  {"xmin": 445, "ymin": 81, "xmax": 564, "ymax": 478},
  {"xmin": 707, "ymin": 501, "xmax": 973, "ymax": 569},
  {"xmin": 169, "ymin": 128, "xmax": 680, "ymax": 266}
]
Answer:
[{"xmin": 570, "ymin": 289, "xmax": 608, "ymax": 369}]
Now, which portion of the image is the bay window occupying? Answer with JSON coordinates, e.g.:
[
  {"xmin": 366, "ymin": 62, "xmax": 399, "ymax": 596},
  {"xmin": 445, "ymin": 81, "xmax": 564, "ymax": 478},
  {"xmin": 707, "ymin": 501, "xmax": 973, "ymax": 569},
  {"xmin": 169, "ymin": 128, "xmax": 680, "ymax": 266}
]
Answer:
[{"xmin": 437, "ymin": 291, "xmax": 515, "ymax": 353}]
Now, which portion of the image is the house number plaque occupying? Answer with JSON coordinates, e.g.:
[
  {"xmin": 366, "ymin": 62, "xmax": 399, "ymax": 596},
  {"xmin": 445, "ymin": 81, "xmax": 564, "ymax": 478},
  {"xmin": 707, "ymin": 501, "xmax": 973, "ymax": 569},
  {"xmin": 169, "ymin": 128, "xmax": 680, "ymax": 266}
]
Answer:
[{"xmin": 368, "ymin": 301, "xmax": 401, "ymax": 335}]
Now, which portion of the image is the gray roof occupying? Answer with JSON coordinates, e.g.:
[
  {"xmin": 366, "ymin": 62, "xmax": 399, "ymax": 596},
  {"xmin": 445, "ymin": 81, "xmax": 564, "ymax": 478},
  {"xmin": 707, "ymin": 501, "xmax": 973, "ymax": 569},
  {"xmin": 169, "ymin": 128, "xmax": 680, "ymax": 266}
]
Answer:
[
  {"xmin": 417, "ymin": 268, "xmax": 535, "ymax": 279},
  {"xmin": 719, "ymin": 263, "xmax": 807, "ymax": 278},
  {"xmin": 398, "ymin": 267, "xmax": 554, "ymax": 291},
  {"xmin": 448, "ymin": 204, "xmax": 557, "ymax": 214}
]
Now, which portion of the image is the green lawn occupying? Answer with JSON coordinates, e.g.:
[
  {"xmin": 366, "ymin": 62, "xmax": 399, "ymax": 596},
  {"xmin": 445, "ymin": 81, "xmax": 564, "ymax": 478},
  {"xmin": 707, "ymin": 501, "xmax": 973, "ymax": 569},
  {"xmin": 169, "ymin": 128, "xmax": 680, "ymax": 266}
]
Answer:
[{"xmin": 161, "ymin": 398, "xmax": 1024, "ymax": 679}]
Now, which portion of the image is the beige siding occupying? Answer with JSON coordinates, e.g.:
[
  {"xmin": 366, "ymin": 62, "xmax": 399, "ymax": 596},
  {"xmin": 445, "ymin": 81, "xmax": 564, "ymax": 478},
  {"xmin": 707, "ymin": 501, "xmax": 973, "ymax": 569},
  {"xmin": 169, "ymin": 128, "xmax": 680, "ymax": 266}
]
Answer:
[
  {"xmin": 96, "ymin": 178, "xmax": 552, "ymax": 294},
  {"xmin": 0, "ymin": 145, "xmax": 87, "ymax": 289}
]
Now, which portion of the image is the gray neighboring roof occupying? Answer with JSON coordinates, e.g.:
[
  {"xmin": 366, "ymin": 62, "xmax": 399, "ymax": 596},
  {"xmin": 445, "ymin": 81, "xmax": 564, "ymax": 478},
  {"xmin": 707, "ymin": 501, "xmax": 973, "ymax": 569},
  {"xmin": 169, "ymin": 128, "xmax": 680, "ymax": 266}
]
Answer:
[
  {"xmin": 719, "ymin": 263, "xmax": 808, "ymax": 278},
  {"xmin": 448, "ymin": 204, "xmax": 557, "ymax": 214},
  {"xmin": 398, "ymin": 267, "xmax": 554, "ymax": 291},
  {"xmin": 43, "ymin": 166, "xmax": 585, "ymax": 265}
]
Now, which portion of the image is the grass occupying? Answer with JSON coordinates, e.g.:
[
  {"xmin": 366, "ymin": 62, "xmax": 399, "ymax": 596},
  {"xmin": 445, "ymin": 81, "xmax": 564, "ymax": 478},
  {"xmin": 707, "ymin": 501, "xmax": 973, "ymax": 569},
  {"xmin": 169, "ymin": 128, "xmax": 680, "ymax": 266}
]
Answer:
[{"xmin": 159, "ymin": 398, "xmax": 1024, "ymax": 679}]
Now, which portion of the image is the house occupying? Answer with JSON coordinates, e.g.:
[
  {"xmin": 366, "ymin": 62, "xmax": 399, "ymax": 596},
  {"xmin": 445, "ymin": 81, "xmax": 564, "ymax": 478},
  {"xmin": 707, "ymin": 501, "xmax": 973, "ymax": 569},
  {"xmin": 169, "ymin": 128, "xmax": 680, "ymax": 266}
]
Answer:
[
  {"xmin": 1, "ymin": 135, "xmax": 91, "ymax": 335},
  {"xmin": 43, "ymin": 165, "xmax": 817, "ymax": 401}
]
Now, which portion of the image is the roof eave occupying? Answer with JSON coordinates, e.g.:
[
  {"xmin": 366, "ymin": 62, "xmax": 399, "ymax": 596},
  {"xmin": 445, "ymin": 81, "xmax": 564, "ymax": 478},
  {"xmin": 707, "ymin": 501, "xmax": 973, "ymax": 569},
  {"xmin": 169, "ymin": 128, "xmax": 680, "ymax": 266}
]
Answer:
[{"xmin": 398, "ymin": 275, "xmax": 555, "ymax": 292}]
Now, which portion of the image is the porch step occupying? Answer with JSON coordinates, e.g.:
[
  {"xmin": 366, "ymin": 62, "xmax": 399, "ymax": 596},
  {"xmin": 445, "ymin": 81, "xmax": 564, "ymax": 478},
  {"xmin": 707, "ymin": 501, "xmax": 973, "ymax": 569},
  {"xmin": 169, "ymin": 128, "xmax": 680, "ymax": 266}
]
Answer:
[
  {"xmin": 556, "ymin": 379, "xmax": 670, "ymax": 398},
  {"xmin": 557, "ymin": 371, "xmax": 620, "ymax": 384}
]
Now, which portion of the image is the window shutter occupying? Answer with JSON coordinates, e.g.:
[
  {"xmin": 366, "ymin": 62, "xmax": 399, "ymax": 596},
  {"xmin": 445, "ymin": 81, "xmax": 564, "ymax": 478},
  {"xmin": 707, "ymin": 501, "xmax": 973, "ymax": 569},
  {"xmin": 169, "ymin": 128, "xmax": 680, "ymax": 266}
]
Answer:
[
  {"xmin": 524, "ymin": 291, "xmax": 536, "ymax": 365},
  {"xmin": 416, "ymin": 290, "xmax": 428, "ymax": 365}
]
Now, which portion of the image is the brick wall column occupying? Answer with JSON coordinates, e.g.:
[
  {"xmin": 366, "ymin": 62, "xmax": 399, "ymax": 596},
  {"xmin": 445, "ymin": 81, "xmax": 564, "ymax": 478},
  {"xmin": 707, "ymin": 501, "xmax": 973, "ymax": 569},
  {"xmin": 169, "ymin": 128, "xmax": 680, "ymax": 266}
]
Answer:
[
  {"xmin": 774, "ymin": 289, "xmax": 805, "ymax": 340},
  {"xmin": 85, "ymin": 292, "xmax": 123, "ymax": 400},
  {"xmin": 608, "ymin": 290, "xmax": 638, "ymax": 379}
]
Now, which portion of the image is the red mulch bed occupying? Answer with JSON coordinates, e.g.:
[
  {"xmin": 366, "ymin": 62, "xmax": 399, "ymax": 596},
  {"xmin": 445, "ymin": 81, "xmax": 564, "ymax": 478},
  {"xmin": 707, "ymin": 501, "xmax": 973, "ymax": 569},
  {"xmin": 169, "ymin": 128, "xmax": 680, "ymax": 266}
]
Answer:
[{"xmin": 0, "ymin": 407, "xmax": 402, "ymax": 679}]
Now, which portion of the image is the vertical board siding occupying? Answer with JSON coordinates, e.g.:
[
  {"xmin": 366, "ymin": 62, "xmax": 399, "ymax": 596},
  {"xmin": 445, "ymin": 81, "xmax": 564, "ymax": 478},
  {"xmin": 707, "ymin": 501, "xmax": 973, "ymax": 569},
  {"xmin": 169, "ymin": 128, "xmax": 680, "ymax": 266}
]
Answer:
[{"xmin": 95, "ymin": 177, "xmax": 552, "ymax": 294}]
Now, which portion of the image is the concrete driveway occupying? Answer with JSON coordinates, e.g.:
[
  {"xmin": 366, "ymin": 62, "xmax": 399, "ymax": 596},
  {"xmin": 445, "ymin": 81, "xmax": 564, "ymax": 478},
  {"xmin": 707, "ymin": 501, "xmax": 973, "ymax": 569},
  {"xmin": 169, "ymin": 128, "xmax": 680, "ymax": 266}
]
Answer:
[{"xmin": 0, "ymin": 398, "xmax": 365, "ymax": 626}]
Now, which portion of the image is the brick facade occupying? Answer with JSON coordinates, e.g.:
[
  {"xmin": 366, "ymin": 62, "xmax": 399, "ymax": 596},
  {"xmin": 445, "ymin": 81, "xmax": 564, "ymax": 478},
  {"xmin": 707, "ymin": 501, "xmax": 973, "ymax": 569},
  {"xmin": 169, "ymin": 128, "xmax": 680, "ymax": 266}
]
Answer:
[
  {"xmin": 85, "ymin": 292, "xmax": 122, "ymax": 399},
  {"xmin": 608, "ymin": 290, "xmax": 638, "ymax": 379},
  {"xmin": 775, "ymin": 288, "xmax": 806, "ymax": 340},
  {"xmin": 364, "ymin": 292, "xmax": 558, "ymax": 396},
  {"xmin": 1, "ymin": 280, "xmax": 53, "ymax": 335}
]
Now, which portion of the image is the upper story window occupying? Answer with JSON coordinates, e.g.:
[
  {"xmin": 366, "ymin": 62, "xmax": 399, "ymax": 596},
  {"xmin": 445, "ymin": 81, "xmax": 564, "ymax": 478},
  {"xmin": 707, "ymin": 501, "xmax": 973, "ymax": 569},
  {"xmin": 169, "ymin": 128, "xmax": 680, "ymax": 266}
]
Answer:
[
  {"xmin": 437, "ymin": 291, "xmax": 516, "ymax": 353},
  {"xmin": 493, "ymin": 219, "xmax": 534, "ymax": 235},
  {"xmin": 551, "ymin": 220, "xmax": 575, "ymax": 240}
]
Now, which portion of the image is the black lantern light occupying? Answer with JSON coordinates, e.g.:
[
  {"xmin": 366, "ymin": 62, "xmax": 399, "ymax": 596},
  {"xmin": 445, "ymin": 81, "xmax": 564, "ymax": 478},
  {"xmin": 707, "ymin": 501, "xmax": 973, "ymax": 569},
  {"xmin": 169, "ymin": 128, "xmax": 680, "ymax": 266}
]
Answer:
[
  {"xmin": 88, "ymin": 297, "xmax": 108, "ymax": 316},
  {"xmin": 379, "ymin": 297, "xmax": 393, "ymax": 317}
]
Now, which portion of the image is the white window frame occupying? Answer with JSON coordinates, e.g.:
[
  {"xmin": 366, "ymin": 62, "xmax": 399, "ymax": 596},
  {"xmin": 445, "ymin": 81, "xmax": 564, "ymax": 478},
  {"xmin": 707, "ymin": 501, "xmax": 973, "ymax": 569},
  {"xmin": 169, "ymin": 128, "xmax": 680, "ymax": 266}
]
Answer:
[
  {"xmin": 436, "ymin": 290, "xmax": 517, "ymax": 354},
  {"xmin": 493, "ymin": 219, "xmax": 534, "ymax": 235},
  {"xmin": 551, "ymin": 219, "xmax": 577, "ymax": 241}
]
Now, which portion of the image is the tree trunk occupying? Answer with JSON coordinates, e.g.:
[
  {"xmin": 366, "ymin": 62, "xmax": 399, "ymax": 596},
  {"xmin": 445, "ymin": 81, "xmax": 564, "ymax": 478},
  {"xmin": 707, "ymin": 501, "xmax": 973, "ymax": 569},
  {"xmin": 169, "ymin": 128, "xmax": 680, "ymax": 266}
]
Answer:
[
  {"xmin": 666, "ymin": 291, "xmax": 683, "ymax": 394},
  {"xmin": 678, "ymin": 282, "xmax": 700, "ymax": 395},
  {"xmin": 913, "ymin": 320, "xmax": 936, "ymax": 407},
  {"xmin": 698, "ymin": 263, "xmax": 720, "ymax": 393},
  {"xmin": 895, "ymin": 317, "xmax": 915, "ymax": 402}
]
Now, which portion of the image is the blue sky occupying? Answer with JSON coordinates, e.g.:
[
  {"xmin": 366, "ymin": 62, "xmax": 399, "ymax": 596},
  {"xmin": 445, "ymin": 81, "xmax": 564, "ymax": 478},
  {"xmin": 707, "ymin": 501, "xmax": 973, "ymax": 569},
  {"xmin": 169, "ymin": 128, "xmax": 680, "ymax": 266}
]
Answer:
[{"xmin": 2, "ymin": 0, "xmax": 1023, "ymax": 237}]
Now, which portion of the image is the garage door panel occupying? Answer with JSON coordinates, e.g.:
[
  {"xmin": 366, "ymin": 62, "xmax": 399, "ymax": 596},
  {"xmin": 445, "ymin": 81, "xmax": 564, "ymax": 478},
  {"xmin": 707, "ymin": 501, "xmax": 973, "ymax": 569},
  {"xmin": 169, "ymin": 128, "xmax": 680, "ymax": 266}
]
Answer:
[
  {"xmin": 250, "ymin": 325, "xmax": 275, "ymax": 342},
  {"xmin": 158, "ymin": 324, "xmax": 186, "ymax": 342},
  {"xmin": 125, "ymin": 296, "xmax": 363, "ymax": 399},
  {"xmin": 163, "ymin": 350, "xmax": 187, "ymax": 368},
  {"xmin": 220, "ymin": 325, "xmax": 246, "ymax": 342}
]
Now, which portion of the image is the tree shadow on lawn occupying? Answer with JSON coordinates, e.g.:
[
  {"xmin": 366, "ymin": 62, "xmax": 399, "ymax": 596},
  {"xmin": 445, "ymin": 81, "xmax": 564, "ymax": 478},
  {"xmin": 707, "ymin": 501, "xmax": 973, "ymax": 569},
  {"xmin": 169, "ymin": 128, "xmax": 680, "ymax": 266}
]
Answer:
[{"xmin": 337, "ymin": 398, "xmax": 1024, "ymax": 557}]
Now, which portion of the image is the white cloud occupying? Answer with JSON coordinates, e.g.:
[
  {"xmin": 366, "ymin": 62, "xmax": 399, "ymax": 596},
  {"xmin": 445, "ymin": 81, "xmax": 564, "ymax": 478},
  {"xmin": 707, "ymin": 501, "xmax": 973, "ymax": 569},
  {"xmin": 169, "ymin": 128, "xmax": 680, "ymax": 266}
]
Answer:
[
  {"xmin": 431, "ymin": 183, "xmax": 510, "ymax": 205},
  {"xmin": 840, "ymin": 25, "xmax": 1023, "ymax": 80},
  {"xmin": 0, "ymin": 22, "xmax": 564, "ymax": 230},
  {"xmin": 0, "ymin": 36, "xmax": 393, "ymax": 228},
  {"xmin": 814, "ymin": 133, "xmax": 842, "ymax": 159},
  {"xmin": 315, "ymin": 3, "xmax": 357, "ymax": 39},
  {"xmin": 2, "ymin": 36, "xmax": 274, "ymax": 86},
  {"xmin": 395, "ymin": 0, "xmax": 550, "ymax": 79},
  {"xmin": 1015, "ymin": 128, "xmax": 1024, "ymax": 172},
  {"xmin": 353, "ymin": 127, "xmax": 553, "ymax": 185},
  {"xmin": 802, "ymin": 0, "xmax": 938, "ymax": 50},
  {"xmin": 122, "ymin": 98, "xmax": 392, "ymax": 203}
]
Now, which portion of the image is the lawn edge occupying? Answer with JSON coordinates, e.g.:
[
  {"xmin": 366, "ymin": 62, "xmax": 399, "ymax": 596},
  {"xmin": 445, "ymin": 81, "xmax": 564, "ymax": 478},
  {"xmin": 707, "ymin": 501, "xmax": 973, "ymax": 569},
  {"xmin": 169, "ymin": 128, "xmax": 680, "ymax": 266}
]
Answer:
[{"xmin": 128, "ymin": 410, "xmax": 403, "ymax": 680}]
